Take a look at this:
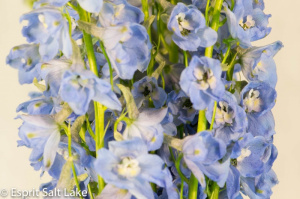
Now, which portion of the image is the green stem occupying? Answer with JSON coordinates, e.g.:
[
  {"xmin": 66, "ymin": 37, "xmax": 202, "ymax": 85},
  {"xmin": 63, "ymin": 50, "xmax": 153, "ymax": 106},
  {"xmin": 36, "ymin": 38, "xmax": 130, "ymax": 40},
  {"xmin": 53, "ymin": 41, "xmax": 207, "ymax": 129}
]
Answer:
[
  {"xmin": 183, "ymin": 51, "xmax": 188, "ymax": 67},
  {"xmin": 180, "ymin": 180, "xmax": 184, "ymax": 199},
  {"xmin": 175, "ymin": 153, "xmax": 190, "ymax": 184},
  {"xmin": 100, "ymin": 41, "xmax": 113, "ymax": 90},
  {"xmin": 169, "ymin": 41, "xmax": 179, "ymax": 63},
  {"xmin": 85, "ymin": 114, "xmax": 95, "ymax": 139},
  {"xmin": 226, "ymin": 52, "xmax": 238, "ymax": 81},
  {"xmin": 205, "ymin": 0, "xmax": 211, "ymax": 25},
  {"xmin": 222, "ymin": 47, "xmax": 231, "ymax": 64},
  {"xmin": 210, "ymin": 182, "xmax": 220, "ymax": 199},
  {"xmin": 209, "ymin": 101, "xmax": 218, "ymax": 130},
  {"xmin": 94, "ymin": 103, "xmax": 106, "ymax": 192},
  {"xmin": 67, "ymin": 123, "xmax": 83, "ymax": 199},
  {"xmin": 204, "ymin": 0, "xmax": 224, "ymax": 58},
  {"xmin": 87, "ymin": 183, "xmax": 95, "ymax": 199},
  {"xmin": 78, "ymin": 5, "xmax": 106, "ymax": 194}
]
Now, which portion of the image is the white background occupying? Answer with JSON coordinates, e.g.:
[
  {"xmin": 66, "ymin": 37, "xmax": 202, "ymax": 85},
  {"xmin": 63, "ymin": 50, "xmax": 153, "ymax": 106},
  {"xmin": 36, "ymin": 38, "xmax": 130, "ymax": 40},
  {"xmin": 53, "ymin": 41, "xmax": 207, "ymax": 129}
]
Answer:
[{"xmin": 0, "ymin": 0, "xmax": 299, "ymax": 198}]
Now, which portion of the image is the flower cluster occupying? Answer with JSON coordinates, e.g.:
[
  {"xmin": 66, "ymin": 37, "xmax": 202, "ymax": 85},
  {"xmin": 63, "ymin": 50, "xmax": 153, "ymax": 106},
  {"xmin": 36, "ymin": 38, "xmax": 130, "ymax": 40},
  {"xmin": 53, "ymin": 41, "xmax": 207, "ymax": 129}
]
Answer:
[{"xmin": 7, "ymin": 0, "xmax": 282, "ymax": 198}]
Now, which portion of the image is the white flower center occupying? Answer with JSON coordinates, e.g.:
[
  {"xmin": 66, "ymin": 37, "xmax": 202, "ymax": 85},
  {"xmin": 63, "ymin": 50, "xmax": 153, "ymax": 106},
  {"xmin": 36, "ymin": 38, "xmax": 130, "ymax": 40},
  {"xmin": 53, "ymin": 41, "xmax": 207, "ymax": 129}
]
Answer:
[
  {"xmin": 117, "ymin": 157, "xmax": 141, "ymax": 178},
  {"xmin": 215, "ymin": 101, "xmax": 235, "ymax": 126},
  {"xmin": 243, "ymin": 89, "xmax": 262, "ymax": 113},
  {"xmin": 176, "ymin": 13, "xmax": 192, "ymax": 36},
  {"xmin": 237, "ymin": 148, "xmax": 251, "ymax": 162},
  {"xmin": 194, "ymin": 67, "xmax": 217, "ymax": 90},
  {"xmin": 239, "ymin": 15, "xmax": 255, "ymax": 30}
]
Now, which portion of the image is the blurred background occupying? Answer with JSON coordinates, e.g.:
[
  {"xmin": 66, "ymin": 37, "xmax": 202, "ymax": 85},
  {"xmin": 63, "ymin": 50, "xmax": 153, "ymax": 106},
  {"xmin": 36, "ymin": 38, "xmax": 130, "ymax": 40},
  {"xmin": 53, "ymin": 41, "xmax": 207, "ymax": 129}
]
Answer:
[{"xmin": 0, "ymin": 0, "xmax": 298, "ymax": 198}]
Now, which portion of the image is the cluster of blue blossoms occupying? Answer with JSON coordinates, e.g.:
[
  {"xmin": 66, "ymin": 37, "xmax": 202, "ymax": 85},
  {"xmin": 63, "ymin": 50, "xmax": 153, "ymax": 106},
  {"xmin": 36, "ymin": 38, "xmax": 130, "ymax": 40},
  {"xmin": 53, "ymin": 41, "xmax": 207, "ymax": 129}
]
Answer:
[{"xmin": 7, "ymin": 0, "xmax": 282, "ymax": 198}]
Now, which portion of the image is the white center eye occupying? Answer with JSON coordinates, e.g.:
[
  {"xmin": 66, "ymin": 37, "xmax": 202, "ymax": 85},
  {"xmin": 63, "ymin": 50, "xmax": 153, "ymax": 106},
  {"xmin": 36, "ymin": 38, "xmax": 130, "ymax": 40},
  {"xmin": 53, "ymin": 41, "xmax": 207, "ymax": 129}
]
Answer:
[
  {"xmin": 243, "ymin": 89, "xmax": 262, "ymax": 113},
  {"xmin": 239, "ymin": 15, "xmax": 255, "ymax": 30},
  {"xmin": 215, "ymin": 101, "xmax": 235, "ymax": 126},
  {"xmin": 194, "ymin": 67, "xmax": 217, "ymax": 90},
  {"xmin": 175, "ymin": 13, "xmax": 193, "ymax": 36},
  {"xmin": 117, "ymin": 157, "xmax": 141, "ymax": 178},
  {"xmin": 237, "ymin": 148, "xmax": 251, "ymax": 162}
]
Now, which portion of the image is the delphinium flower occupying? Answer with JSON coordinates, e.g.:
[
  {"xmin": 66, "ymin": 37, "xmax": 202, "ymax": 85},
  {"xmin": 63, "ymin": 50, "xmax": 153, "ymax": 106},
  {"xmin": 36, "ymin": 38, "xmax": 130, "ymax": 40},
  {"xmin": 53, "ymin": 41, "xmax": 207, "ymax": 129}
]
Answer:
[
  {"xmin": 180, "ymin": 56, "xmax": 225, "ymax": 110},
  {"xmin": 6, "ymin": 44, "xmax": 41, "ymax": 84},
  {"xmin": 224, "ymin": 0, "xmax": 272, "ymax": 47},
  {"xmin": 94, "ymin": 138, "xmax": 177, "ymax": 199},
  {"xmin": 20, "ymin": 7, "xmax": 72, "ymax": 61},
  {"xmin": 7, "ymin": 0, "xmax": 282, "ymax": 198},
  {"xmin": 168, "ymin": 3, "xmax": 217, "ymax": 51},
  {"xmin": 206, "ymin": 91, "xmax": 248, "ymax": 145}
]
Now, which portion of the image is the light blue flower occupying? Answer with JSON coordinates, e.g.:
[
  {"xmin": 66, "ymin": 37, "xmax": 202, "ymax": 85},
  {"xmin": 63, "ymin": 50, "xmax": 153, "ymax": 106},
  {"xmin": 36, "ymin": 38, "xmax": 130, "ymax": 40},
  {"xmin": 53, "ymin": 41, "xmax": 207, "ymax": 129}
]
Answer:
[
  {"xmin": 60, "ymin": 69, "xmax": 122, "ymax": 115},
  {"xmin": 6, "ymin": 44, "xmax": 41, "ymax": 84},
  {"xmin": 180, "ymin": 56, "xmax": 225, "ymax": 110},
  {"xmin": 206, "ymin": 91, "xmax": 247, "ymax": 145},
  {"xmin": 224, "ymin": 0, "xmax": 271, "ymax": 47},
  {"xmin": 17, "ymin": 92, "xmax": 57, "ymax": 115},
  {"xmin": 231, "ymin": 133, "xmax": 277, "ymax": 176},
  {"xmin": 94, "ymin": 138, "xmax": 176, "ymax": 199},
  {"xmin": 101, "ymin": 24, "xmax": 151, "ymax": 79},
  {"xmin": 227, "ymin": 134, "xmax": 278, "ymax": 198},
  {"xmin": 20, "ymin": 7, "xmax": 72, "ymax": 61},
  {"xmin": 167, "ymin": 90, "xmax": 197, "ymax": 125},
  {"xmin": 99, "ymin": 0, "xmax": 144, "ymax": 27},
  {"xmin": 38, "ymin": 58, "xmax": 71, "ymax": 97},
  {"xmin": 182, "ymin": 131, "xmax": 229, "ymax": 187},
  {"xmin": 241, "ymin": 169, "xmax": 278, "ymax": 198},
  {"xmin": 33, "ymin": 0, "xmax": 69, "ymax": 8},
  {"xmin": 123, "ymin": 108, "xmax": 168, "ymax": 151},
  {"xmin": 78, "ymin": 0, "xmax": 103, "ymax": 13},
  {"xmin": 132, "ymin": 76, "xmax": 167, "ymax": 108},
  {"xmin": 17, "ymin": 115, "xmax": 61, "ymax": 170},
  {"xmin": 240, "ymin": 81, "xmax": 276, "ymax": 117},
  {"xmin": 240, "ymin": 41, "xmax": 283, "ymax": 88},
  {"xmin": 168, "ymin": 3, "xmax": 217, "ymax": 51}
]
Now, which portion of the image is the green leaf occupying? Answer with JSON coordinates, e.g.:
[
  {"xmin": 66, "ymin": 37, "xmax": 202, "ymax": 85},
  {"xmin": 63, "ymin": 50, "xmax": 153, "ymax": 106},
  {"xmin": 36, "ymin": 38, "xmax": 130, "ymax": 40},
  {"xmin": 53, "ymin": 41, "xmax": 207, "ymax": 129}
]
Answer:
[
  {"xmin": 71, "ymin": 38, "xmax": 85, "ymax": 66},
  {"xmin": 77, "ymin": 20, "xmax": 104, "ymax": 39},
  {"xmin": 54, "ymin": 103, "xmax": 73, "ymax": 124},
  {"xmin": 71, "ymin": 115, "xmax": 85, "ymax": 142},
  {"xmin": 117, "ymin": 84, "xmax": 139, "ymax": 120},
  {"xmin": 151, "ymin": 61, "xmax": 166, "ymax": 79},
  {"xmin": 163, "ymin": 134, "xmax": 183, "ymax": 151},
  {"xmin": 57, "ymin": 159, "xmax": 73, "ymax": 191},
  {"xmin": 143, "ymin": 15, "xmax": 156, "ymax": 30},
  {"xmin": 157, "ymin": 0, "xmax": 174, "ymax": 14},
  {"xmin": 221, "ymin": 63, "xmax": 230, "ymax": 71},
  {"xmin": 234, "ymin": 80, "xmax": 248, "ymax": 93},
  {"xmin": 32, "ymin": 77, "xmax": 46, "ymax": 92}
]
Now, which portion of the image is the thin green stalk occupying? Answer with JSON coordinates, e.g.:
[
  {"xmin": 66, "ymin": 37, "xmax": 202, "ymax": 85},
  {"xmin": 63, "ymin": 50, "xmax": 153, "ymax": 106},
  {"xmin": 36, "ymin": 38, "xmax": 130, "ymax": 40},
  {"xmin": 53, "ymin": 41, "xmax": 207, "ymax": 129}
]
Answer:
[
  {"xmin": 78, "ymin": 5, "xmax": 106, "ymax": 194},
  {"xmin": 209, "ymin": 101, "xmax": 218, "ymax": 130},
  {"xmin": 226, "ymin": 52, "xmax": 238, "ymax": 81},
  {"xmin": 183, "ymin": 51, "xmax": 188, "ymax": 67},
  {"xmin": 100, "ymin": 41, "xmax": 113, "ymax": 90},
  {"xmin": 161, "ymin": 73, "xmax": 165, "ymax": 89},
  {"xmin": 94, "ymin": 103, "xmax": 106, "ymax": 192},
  {"xmin": 87, "ymin": 184, "xmax": 95, "ymax": 199},
  {"xmin": 175, "ymin": 153, "xmax": 190, "ymax": 184},
  {"xmin": 169, "ymin": 41, "xmax": 179, "ymax": 63},
  {"xmin": 205, "ymin": 0, "xmax": 211, "ymax": 25},
  {"xmin": 67, "ymin": 123, "xmax": 83, "ymax": 199},
  {"xmin": 210, "ymin": 182, "xmax": 220, "ymax": 199},
  {"xmin": 85, "ymin": 115, "xmax": 95, "ymax": 139},
  {"xmin": 180, "ymin": 180, "xmax": 184, "ymax": 199},
  {"xmin": 222, "ymin": 47, "xmax": 231, "ymax": 64},
  {"xmin": 204, "ymin": 0, "xmax": 224, "ymax": 58}
]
